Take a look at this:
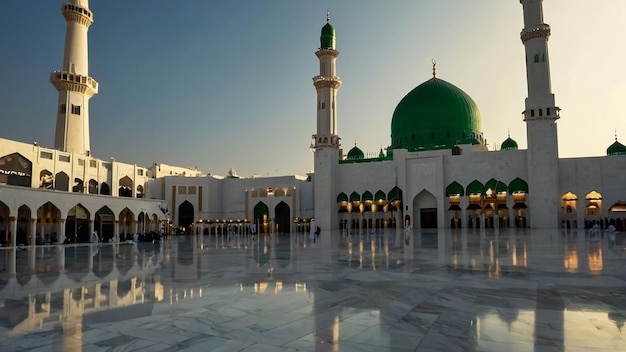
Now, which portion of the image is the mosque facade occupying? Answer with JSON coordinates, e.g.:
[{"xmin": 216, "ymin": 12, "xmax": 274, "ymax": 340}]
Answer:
[{"xmin": 1, "ymin": 0, "xmax": 626, "ymax": 246}]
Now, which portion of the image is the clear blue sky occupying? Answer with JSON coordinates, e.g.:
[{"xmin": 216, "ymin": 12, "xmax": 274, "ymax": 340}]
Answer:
[{"xmin": 2, "ymin": 1, "xmax": 625, "ymax": 177}]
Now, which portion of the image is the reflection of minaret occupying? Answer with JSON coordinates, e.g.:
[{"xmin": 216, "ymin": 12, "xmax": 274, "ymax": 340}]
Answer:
[
  {"xmin": 50, "ymin": 0, "xmax": 98, "ymax": 156},
  {"xmin": 520, "ymin": 0, "xmax": 559, "ymax": 228},
  {"xmin": 312, "ymin": 11, "xmax": 341, "ymax": 232}
]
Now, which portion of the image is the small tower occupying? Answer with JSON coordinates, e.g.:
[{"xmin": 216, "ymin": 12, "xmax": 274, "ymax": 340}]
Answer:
[
  {"xmin": 520, "ymin": 0, "xmax": 559, "ymax": 227},
  {"xmin": 50, "ymin": 0, "xmax": 98, "ymax": 156},
  {"xmin": 312, "ymin": 12, "xmax": 342, "ymax": 232}
]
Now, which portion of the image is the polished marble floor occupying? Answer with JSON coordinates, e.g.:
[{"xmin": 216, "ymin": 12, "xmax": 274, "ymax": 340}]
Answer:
[{"xmin": 0, "ymin": 227, "xmax": 625, "ymax": 351}]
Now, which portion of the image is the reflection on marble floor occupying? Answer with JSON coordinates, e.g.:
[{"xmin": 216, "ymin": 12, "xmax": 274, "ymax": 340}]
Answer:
[{"xmin": 0, "ymin": 228, "xmax": 625, "ymax": 351}]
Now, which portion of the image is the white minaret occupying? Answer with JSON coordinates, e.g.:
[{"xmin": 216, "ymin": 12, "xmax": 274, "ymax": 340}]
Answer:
[
  {"xmin": 312, "ymin": 12, "xmax": 341, "ymax": 232},
  {"xmin": 520, "ymin": 0, "xmax": 560, "ymax": 228},
  {"xmin": 50, "ymin": 0, "xmax": 98, "ymax": 156}
]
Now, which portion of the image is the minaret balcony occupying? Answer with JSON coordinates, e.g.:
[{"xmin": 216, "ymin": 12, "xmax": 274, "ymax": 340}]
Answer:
[
  {"xmin": 522, "ymin": 106, "xmax": 560, "ymax": 121},
  {"xmin": 520, "ymin": 24, "xmax": 550, "ymax": 43},
  {"xmin": 313, "ymin": 75, "xmax": 342, "ymax": 89},
  {"xmin": 315, "ymin": 49, "xmax": 340, "ymax": 58},
  {"xmin": 62, "ymin": 4, "xmax": 94, "ymax": 27},
  {"xmin": 311, "ymin": 134, "xmax": 340, "ymax": 149},
  {"xmin": 51, "ymin": 71, "xmax": 98, "ymax": 96}
]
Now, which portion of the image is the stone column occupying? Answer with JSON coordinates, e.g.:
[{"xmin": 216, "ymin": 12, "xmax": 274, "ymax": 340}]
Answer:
[
  {"xmin": 9, "ymin": 216, "xmax": 17, "ymax": 247},
  {"xmin": 58, "ymin": 219, "xmax": 66, "ymax": 244},
  {"xmin": 29, "ymin": 218, "xmax": 37, "ymax": 246},
  {"xmin": 88, "ymin": 219, "xmax": 94, "ymax": 241},
  {"xmin": 114, "ymin": 220, "xmax": 120, "ymax": 242},
  {"xmin": 56, "ymin": 244, "xmax": 66, "ymax": 271}
]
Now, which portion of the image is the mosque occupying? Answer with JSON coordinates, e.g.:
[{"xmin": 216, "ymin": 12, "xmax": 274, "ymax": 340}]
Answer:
[{"xmin": 1, "ymin": 0, "xmax": 626, "ymax": 246}]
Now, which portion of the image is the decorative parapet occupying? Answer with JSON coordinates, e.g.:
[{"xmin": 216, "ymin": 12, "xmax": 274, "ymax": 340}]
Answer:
[
  {"xmin": 50, "ymin": 71, "xmax": 99, "ymax": 96},
  {"xmin": 315, "ymin": 49, "xmax": 339, "ymax": 58},
  {"xmin": 521, "ymin": 24, "xmax": 550, "ymax": 43},
  {"xmin": 312, "ymin": 75, "xmax": 342, "ymax": 89},
  {"xmin": 62, "ymin": 3, "xmax": 94, "ymax": 27}
]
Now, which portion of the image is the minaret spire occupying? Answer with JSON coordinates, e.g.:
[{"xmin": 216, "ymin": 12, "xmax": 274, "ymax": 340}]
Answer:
[
  {"xmin": 50, "ymin": 0, "xmax": 98, "ymax": 156},
  {"xmin": 520, "ymin": 0, "xmax": 559, "ymax": 228}
]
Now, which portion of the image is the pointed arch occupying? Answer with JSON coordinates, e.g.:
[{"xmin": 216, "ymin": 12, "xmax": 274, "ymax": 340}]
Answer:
[
  {"xmin": 39, "ymin": 169, "xmax": 54, "ymax": 189},
  {"xmin": 585, "ymin": 190, "xmax": 602, "ymax": 216},
  {"xmin": 253, "ymin": 202, "xmax": 269, "ymax": 233},
  {"xmin": 136, "ymin": 185, "xmax": 144, "ymax": 199},
  {"xmin": 95, "ymin": 206, "xmax": 115, "ymax": 242},
  {"xmin": 0, "ymin": 152, "xmax": 32, "ymax": 187},
  {"xmin": 138, "ymin": 212, "xmax": 146, "ymax": 234},
  {"xmin": 484, "ymin": 178, "xmax": 507, "ymax": 196},
  {"xmin": 73, "ymin": 178, "xmax": 84, "ymax": 193},
  {"xmin": 119, "ymin": 176, "xmax": 133, "ymax": 197},
  {"xmin": 413, "ymin": 189, "xmax": 438, "ymax": 228},
  {"xmin": 35, "ymin": 201, "xmax": 60, "ymax": 243},
  {"xmin": 119, "ymin": 208, "xmax": 135, "ymax": 240},
  {"xmin": 337, "ymin": 192, "xmax": 348, "ymax": 202},
  {"xmin": 337, "ymin": 193, "xmax": 349, "ymax": 213},
  {"xmin": 55, "ymin": 171, "xmax": 69, "ymax": 191},
  {"xmin": 349, "ymin": 192, "xmax": 361, "ymax": 202},
  {"xmin": 67, "ymin": 203, "xmax": 91, "ymax": 243},
  {"xmin": 178, "ymin": 201, "xmax": 194, "ymax": 232},
  {"xmin": 561, "ymin": 191, "xmax": 578, "ymax": 215},
  {"xmin": 609, "ymin": 201, "xmax": 626, "ymax": 212},
  {"xmin": 88, "ymin": 179, "xmax": 98, "ymax": 194},
  {"xmin": 466, "ymin": 180, "xmax": 484, "ymax": 195},
  {"xmin": 362, "ymin": 190, "xmax": 373, "ymax": 202},
  {"xmin": 388, "ymin": 186, "xmax": 403, "ymax": 211},
  {"xmin": 16, "ymin": 205, "xmax": 32, "ymax": 245},
  {"xmin": 254, "ymin": 202, "xmax": 269, "ymax": 222},
  {"xmin": 445, "ymin": 181, "xmax": 464, "ymax": 197},
  {"xmin": 100, "ymin": 182, "xmax": 111, "ymax": 195},
  {"xmin": 275, "ymin": 201, "xmax": 291, "ymax": 233},
  {"xmin": 508, "ymin": 177, "xmax": 528, "ymax": 194},
  {"xmin": 374, "ymin": 190, "xmax": 386, "ymax": 201}
]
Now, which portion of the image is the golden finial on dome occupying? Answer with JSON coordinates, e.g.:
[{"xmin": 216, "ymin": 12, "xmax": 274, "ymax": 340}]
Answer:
[
  {"xmin": 615, "ymin": 129, "xmax": 618, "ymax": 141},
  {"xmin": 432, "ymin": 59, "xmax": 437, "ymax": 78},
  {"xmin": 326, "ymin": 10, "xmax": 330, "ymax": 23}
]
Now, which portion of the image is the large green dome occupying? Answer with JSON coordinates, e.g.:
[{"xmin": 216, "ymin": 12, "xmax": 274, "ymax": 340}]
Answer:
[{"xmin": 390, "ymin": 76, "xmax": 484, "ymax": 152}]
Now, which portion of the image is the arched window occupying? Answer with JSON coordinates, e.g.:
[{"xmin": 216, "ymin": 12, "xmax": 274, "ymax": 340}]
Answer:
[{"xmin": 136, "ymin": 185, "xmax": 144, "ymax": 199}]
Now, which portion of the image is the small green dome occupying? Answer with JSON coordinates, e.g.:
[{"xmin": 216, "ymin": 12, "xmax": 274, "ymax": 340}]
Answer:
[
  {"xmin": 320, "ymin": 22, "xmax": 335, "ymax": 49},
  {"xmin": 390, "ymin": 77, "xmax": 484, "ymax": 152},
  {"xmin": 501, "ymin": 136, "xmax": 518, "ymax": 150},
  {"xmin": 347, "ymin": 145, "xmax": 364, "ymax": 160},
  {"xmin": 607, "ymin": 140, "xmax": 626, "ymax": 156}
]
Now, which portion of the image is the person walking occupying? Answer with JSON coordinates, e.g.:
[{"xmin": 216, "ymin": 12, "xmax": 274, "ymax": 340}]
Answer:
[
  {"xmin": 309, "ymin": 219, "xmax": 317, "ymax": 241},
  {"xmin": 91, "ymin": 230, "xmax": 99, "ymax": 243}
]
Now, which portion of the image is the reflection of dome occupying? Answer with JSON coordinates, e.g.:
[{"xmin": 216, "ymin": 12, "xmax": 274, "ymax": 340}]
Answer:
[
  {"xmin": 501, "ymin": 136, "xmax": 518, "ymax": 150},
  {"xmin": 607, "ymin": 139, "xmax": 626, "ymax": 156},
  {"xmin": 347, "ymin": 144, "xmax": 364, "ymax": 160},
  {"xmin": 390, "ymin": 73, "xmax": 483, "ymax": 152}
]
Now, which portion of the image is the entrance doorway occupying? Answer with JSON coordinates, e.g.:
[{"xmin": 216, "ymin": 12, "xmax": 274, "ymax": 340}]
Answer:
[{"xmin": 420, "ymin": 208, "xmax": 437, "ymax": 228}]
